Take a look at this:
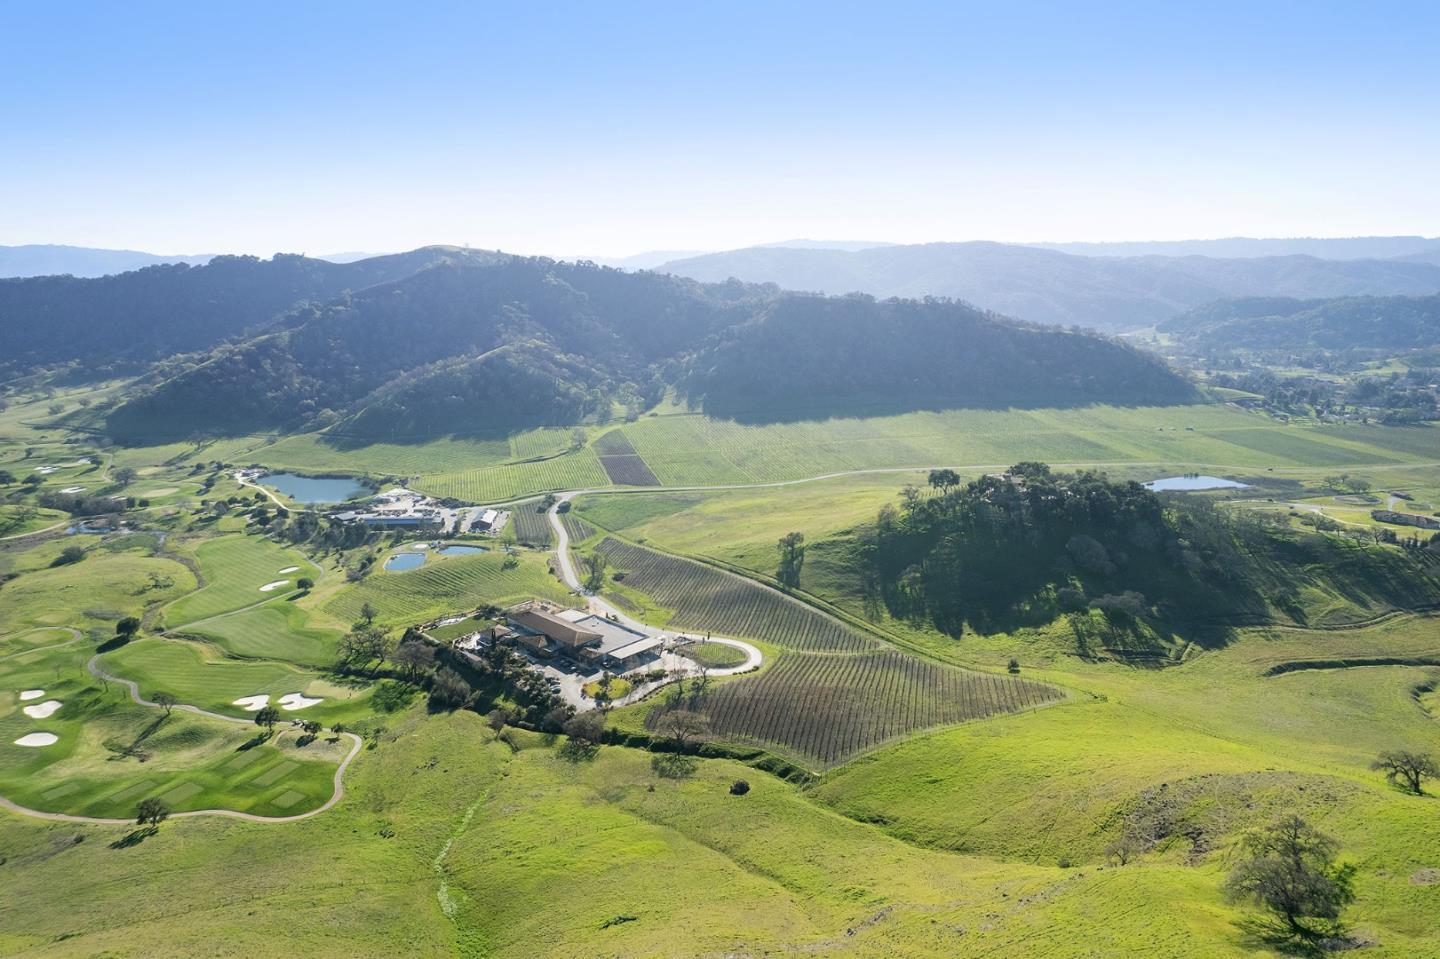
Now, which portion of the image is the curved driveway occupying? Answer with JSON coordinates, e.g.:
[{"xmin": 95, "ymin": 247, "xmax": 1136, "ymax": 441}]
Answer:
[{"xmin": 547, "ymin": 494, "xmax": 762, "ymax": 696}]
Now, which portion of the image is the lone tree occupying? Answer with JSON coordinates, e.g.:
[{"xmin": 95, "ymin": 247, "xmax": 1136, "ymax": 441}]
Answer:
[
  {"xmin": 338, "ymin": 626, "xmax": 393, "ymax": 674},
  {"xmin": 296, "ymin": 576, "xmax": 314, "ymax": 591},
  {"xmin": 1372, "ymin": 749, "xmax": 1439, "ymax": 795},
  {"xmin": 152, "ymin": 691, "xmax": 177, "ymax": 717},
  {"xmin": 136, "ymin": 797, "xmax": 170, "ymax": 829},
  {"xmin": 358, "ymin": 601, "xmax": 378, "ymax": 626},
  {"xmin": 776, "ymin": 531, "xmax": 806, "ymax": 589},
  {"xmin": 115, "ymin": 616, "xmax": 141, "ymax": 640},
  {"xmin": 585, "ymin": 551, "xmax": 608, "ymax": 593},
  {"xmin": 1225, "ymin": 814, "xmax": 1356, "ymax": 941},
  {"xmin": 656, "ymin": 709, "xmax": 708, "ymax": 753},
  {"xmin": 254, "ymin": 705, "xmax": 281, "ymax": 734},
  {"xmin": 927, "ymin": 468, "xmax": 961, "ymax": 491}
]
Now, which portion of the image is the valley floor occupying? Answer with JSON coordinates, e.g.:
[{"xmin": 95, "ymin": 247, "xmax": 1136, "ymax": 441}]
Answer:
[{"xmin": 2, "ymin": 383, "xmax": 1439, "ymax": 957}]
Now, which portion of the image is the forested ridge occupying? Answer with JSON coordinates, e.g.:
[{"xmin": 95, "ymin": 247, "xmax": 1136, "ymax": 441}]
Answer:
[
  {"xmin": 1161, "ymin": 292, "xmax": 1440, "ymax": 352},
  {"xmin": 98, "ymin": 255, "xmax": 1198, "ymax": 441},
  {"xmin": 0, "ymin": 247, "xmax": 487, "ymax": 375}
]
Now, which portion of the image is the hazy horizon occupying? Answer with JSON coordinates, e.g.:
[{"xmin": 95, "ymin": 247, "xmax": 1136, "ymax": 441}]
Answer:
[{"xmin": 4, "ymin": 2, "xmax": 1439, "ymax": 258}]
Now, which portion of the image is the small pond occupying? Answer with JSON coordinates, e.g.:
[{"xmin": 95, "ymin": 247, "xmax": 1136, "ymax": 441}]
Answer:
[
  {"xmin": 439, "ymin": 545, "xmax": 487, "ymax": 556},
  {"xmin": 383, "ymin": 552, "xmax": 426, "ymax": 571},
  {"xmin": 1144, "ymin": 475, "xmax": 1249, "ymax": 492},
  {"xmin": 262, "ymin": 472, "xmax": 369, "ymax": 504}
]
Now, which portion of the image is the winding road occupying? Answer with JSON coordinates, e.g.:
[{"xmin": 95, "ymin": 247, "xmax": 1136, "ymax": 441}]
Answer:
[{"xmin": 546, "ymin": 493, "xmax": 762, "ymax": 702}]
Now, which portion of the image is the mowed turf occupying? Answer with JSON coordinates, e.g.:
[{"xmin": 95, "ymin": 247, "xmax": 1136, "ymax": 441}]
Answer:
[
  {"xmin": 0, "ymin": 640, "xmax": 345, "ymax": 819},
  {"xmin": 99, "ymin": 637, "xmax": 372, "ymax": 723},
  {"xmin": 186, "ymin": 599, "xmax": 344, "ymax": 667},
  {"xmin": 165, "ymin": 535, "xmax": 316, "ymax": 627}
]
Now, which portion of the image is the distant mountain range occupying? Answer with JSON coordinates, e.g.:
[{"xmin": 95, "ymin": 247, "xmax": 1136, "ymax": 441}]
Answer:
[
  {"xmin": 0, "ymin": 244, "xmax": 215, "ymax": 278},
  {"xmin": 1160, "ymin": 293, "xmax": 1440, "ymax": 353},
  {"xmin": 654, "ymin": 242, "xmax": 1440, "ymax": 330},
  {"xmin": 24, "ymin": 252, "xmax": 1194, "ymax": 442},
  {"xmin": 0, "ymin": 244, "xmax": 399, "ymax": 278},
  {"xmin": 1034, "ymin": 236, "xmax": 1440, "ymax": 260}
]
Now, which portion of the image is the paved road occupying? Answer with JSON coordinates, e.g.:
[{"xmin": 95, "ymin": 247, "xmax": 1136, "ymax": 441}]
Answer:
[
  {"xmin": 0, "ymin": 647, "xmax": 362, "ymax": 826},
  {"xmin": 544, "ymin": 494, "xmax": 761, "ymax": 711}
]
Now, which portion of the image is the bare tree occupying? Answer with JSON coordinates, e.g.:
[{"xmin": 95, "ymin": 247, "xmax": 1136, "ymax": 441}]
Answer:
[
  {"xmin": 656, "ymin": 709, "xmax": 708, "ymax": 753},
  {"xmin": 152, "ymin": 691, "xmax": 177, "ymax": 717},
  {"xmin": 393, "ymin": 637, "xmax": 436, "ymax": 680}
]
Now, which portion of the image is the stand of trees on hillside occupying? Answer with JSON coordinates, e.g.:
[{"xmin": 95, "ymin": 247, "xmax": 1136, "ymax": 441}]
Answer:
[{"xmin": 857, "ymin": 463, "xmax": 1440, "ymax": 644}]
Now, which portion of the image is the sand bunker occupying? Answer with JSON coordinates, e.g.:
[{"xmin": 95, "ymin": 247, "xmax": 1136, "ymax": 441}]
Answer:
[
  {"xmin": 411, "ymin": 543, "xmax": 430, "ymax": 550},
  {"xmin": 59, "ymin": 486, "xmax": 86, "ymax": 494},
  {"xmin": 277, "ymin": 565, "xmax": 300, "ymax": 573},
  {"xmin": 278, "ymin": 692, "xmax": 322, "ymax": 710},
  {"xmin": 23, "ymin": 700, "xmax": 62, "ymax": 719},
  {"xmin": 33, "ymin": 466, "xmax": 57, "ymax": 474},
  {"xmin": 14, "ymin": 732, "xmax": 59, "ymax": 747},
  {"xmin": 259, "ymin": 580, "xmax": 290, "ymax": 592},
  {"xmin": 232, "ymin": 694, "xmax": 270, "ymax": 711},
  {"xmin": 19, "ymin": 689, "xmax": 45, "ymax": 701}
]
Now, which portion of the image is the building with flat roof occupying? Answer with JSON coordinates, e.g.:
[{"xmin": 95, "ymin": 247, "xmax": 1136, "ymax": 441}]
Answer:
[{"xmin": 506, "ymin": 602, "xmax": 665, "ymax": 669}]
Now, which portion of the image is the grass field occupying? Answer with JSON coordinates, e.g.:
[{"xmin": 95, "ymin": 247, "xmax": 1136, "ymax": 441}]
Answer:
[
  {"xmin": 164, "ymin": 535, "xmax": 317, "ymax": 628},
  {"xmin": 5, "ymin": 388, "xmax": 1440, "ymax": 956},
  {"xmin": 411, "ymin": 449, "xmax": 610, "ymax": 503},
  {"xmin": 324, "ymin": 549, "xmax": 573, "ymax": 627},
  {"xmin": 0, "ymin": 548, "xmax": 196, "ymax": 636}
]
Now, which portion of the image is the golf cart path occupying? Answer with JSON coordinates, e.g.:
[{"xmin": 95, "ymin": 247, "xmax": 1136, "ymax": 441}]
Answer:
[
  {"xmin": 0, "ymin": 626, "xmax": 84, "ymax": 663},
  {"xmin": 0, "ymin": 653, "xmax": 362, "ymax": 826},
  {"xmin": 546, "ymin": 494, "xmax": 762, "ymax": 684}
]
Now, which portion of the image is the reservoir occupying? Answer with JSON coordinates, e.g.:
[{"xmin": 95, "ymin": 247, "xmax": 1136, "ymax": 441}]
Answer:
[
  {"xmin": 383, "ymin": 552, "xmax": 426, "ymax": 571},
  {"xmin": 1144, "ymin": 475, "xmax": 1249, "ymax": 492},
  {"xmin": 262, "ymin": 472, "xmax": 369, "ymax": 503}
]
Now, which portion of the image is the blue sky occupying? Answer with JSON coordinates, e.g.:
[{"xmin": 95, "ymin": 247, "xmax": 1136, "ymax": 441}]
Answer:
[{"xmin": 2, "ymin": 1, "xmax": 1437, "ymax": 256}]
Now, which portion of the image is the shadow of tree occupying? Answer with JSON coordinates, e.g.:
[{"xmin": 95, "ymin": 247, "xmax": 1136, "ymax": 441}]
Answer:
[{"xmin": 108, "ymin": 826, "xmax": 158, "ymax": 850}]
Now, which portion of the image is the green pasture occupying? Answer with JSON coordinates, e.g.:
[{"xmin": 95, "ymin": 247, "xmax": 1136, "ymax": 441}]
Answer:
[{"xmin": 164, "ymin": 535, "xmax": 317, "ymax": 627}]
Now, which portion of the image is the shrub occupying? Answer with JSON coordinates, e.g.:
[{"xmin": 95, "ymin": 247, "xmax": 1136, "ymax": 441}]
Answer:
[{"xmin": 729, "ymin": 779, "xmax": 750, "ymax": 795}]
